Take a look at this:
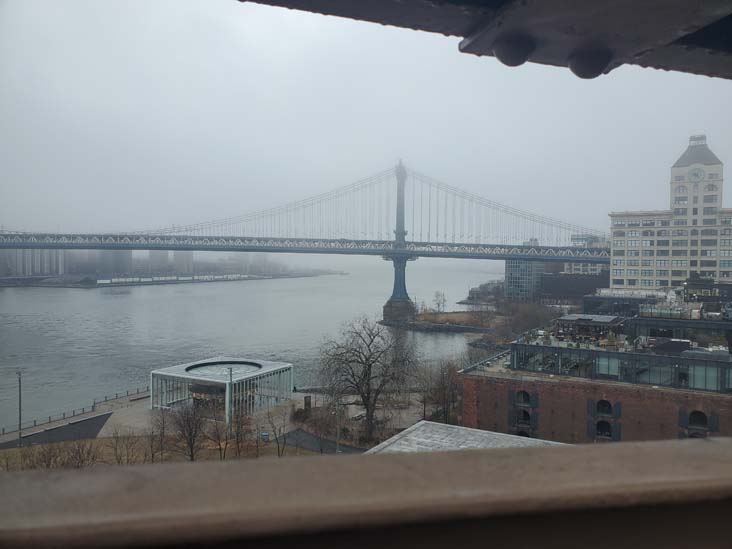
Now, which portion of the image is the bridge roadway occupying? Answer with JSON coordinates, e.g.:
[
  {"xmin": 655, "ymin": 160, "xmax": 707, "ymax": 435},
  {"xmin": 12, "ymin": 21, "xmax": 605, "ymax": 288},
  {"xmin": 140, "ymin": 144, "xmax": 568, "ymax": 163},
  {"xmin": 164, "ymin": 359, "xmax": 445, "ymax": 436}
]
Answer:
[{"xmin": 0, "ymin": 233, "xmax": 610, "ymax": 263}]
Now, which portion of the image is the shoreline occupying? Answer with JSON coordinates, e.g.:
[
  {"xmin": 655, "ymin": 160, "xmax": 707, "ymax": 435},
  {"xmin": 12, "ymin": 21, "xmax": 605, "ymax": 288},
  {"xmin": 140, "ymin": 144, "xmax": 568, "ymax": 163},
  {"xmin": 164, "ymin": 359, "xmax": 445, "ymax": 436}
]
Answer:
[{"xmin": 0, "ymin": 271, "xmax": 347, "ymax": 289}]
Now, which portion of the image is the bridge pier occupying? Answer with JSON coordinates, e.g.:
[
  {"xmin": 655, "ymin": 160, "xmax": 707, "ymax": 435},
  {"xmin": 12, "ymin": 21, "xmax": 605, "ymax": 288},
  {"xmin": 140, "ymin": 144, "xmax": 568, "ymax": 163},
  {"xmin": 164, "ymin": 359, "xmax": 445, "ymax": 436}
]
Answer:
[{"xmin": 383, "ymin": 256, "xmax": 416, "ymax": 324}]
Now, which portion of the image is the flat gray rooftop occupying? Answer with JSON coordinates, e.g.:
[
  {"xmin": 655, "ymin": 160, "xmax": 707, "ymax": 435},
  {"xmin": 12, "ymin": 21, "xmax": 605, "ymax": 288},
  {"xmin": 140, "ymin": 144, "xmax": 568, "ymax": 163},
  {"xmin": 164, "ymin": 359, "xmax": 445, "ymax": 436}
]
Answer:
[
  {"xmin": 366, "ymin": 421, "xmax": 564, "ymax": 454},
  {"xmin": 151, "ymin": 356, "xmax": 292, "ymax": 384}
]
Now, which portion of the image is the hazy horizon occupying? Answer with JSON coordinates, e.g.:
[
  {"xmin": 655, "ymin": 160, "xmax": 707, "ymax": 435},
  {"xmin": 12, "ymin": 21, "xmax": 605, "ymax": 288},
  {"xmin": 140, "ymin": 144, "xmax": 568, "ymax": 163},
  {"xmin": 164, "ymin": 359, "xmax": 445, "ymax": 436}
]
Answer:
[{"xmin": 2, "ymin": 1, "xmax": 731, "ymax": 235}]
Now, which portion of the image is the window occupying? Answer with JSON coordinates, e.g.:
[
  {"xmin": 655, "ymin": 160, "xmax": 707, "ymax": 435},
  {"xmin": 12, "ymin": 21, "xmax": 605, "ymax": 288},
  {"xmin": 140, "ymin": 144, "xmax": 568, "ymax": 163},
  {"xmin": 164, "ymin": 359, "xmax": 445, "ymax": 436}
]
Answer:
[
  {"xmin": 720, "ymin": 250, "xmax": 732, "ymax": 257},
  {"xmin": 671, "ymin": 260, "xmax": 687, "ymax": 267},
  {"xmin": 690, "ymin": 229, "xmax": 699, "ymax": 235},
  {"xmin": 627, "ymin": 230, "xmax": 639, "ymax": 237},
  {"xmin": 692, "ymin": 207, "xmax": 698, "ymax": 214},
  {"xmin": 675, "ymin": 184, "xmax": 687, "ymax": 192},
  {"xmin": 660, "ymin": 220, "xmax": 670, "ymax": 227},
  {"xmin": 613, "ymin": 250, "xmax": 625, "ymax": 256},
  {"xmin": 656, "ymin": 240, "xmax": 669, "ymax": 246},
  {"xmin": 656, "ymin": 269, "xmax": 669, "ymax": 276},
  {"xmin": 673, "ymin": 219, "xmax": 687, "ymax": 226},
  {"xmin": 671, "ymin": 270, "xmax": 687, "ymax": 277},
  {"xmin": 641, "ymin": 259, "xmax": 653, "ymax": 266},
  {"xmin": 705, "ymin": 183, "xmax": 718, "ymax": 191},
  {"xmin": 689, "ymin": 410, "xmax": 708, "ymax": 429},
  {"xmin": 721, "ymin": 239, "xmax": 732, "ymax": 246},
  {"xmin": 722, "ymin": 229, "xmax": 732, "ymax": 235},
  {"xmin": 672, "ymin": 250, "xmax": 686, "ymax": 256},
  {"xmin": 656, "ymin": 260, "xmax": 669, "ymax": 266},
  {"xmin": 627, "ymin": 250, "xmax": 639, "ymax": 256},
  {"xmin": 703, "ymin": 218, "xmax": 717, "ymax": 225},
  {"xmin": 672, "ymin": 229, "xmax": 688, "ymax": 236},
  {"xmin": 673, "ymin": 208, "xmax": 688, "ymax": 216},
  {"xmin": 657, "ymin": 250, "xmax": 669, "ymax": 256},
  {"xmin": 612, "ymin": 259, "xmax": 624, "ymax": 266},
  {"xmin": 721, "ymin": 260, "xmax": 732, "ymax": 268},
  {"xmin": 657, "ymin": 230, "xmax": 669, "ymax": 236},
  {"xmin": 516, "ymin": 391, "xmax": 531, "ymax": 406},
  {"xmin": 642, "ymin": 230, "xmax": 654, "ymax": 237},
  {"xmin": 701, "ymin": 239, "xmax": 717, "ymax": 246},
  {"xmin": 700, "ymin": 260, "xmax": 717, "ymax": 267},
  {"xmin": 628, "ymin": 221, "xmax": 640, "ymax": 227},
  {"xmin": 641, "ymin": 279, "xmax": 654, "ymax": 287},
  {"xmin": 721, "ymin": 218, "xmax": 732, "ymax": 226},
  {"xmin": 595, "ymin": 420, "xmax": 612, "ymax": 439},
  {"xmin": 641, "ymin": 240, "xmax": 653, "ymax": 246},
  {"xmin": 672, "ymin": 240, "xmax": 687, "ymax": 247},
  {"xmin": 626, "ymin": 259, "xmax": 639, "ymax": 266},
  {"xmin": 516, "ymin": 409, "xmax": 531, "ymax": 426},
  {"xmin": 703, "ymin": 207, "xmax": 717, "ymax": 215},
  {"xmin": 701, "ymin": 229, "xmax": 718, "ymax": 236},
  {"xmin": 627, "ymin": 269, "xmax": 639, "ymax": 276},
  {"xmin": 703, "ymin": 194, "xmax": 718, "ymax": 203},
  {"xmin": 642, "ymin": 220, "xmax": 656, "ymax": 227},
  {"xmin": 641, "ymin": 269, "xmax": 653, "ymax": 276},
  {"xmin": 721, "ymin": 272, "xmax": 732, "ymax": 278},
  {"xmin": 690, "ymin": 260, "xmax": 697, "ymax": 266},
  {"xmin": 701, "ymin": 249, "xmax": 717, "ymax": 256},
  {"xmin": 613, "ymin": 240, "xmax": 625, "ymax": 247},
  {"xmin": 596, "ymin": 400, "xmax": 613, "ymax": 416},
  {"xmin": 642, "ymin": 250, "xmax": 654, "ymax": 256},
  {"xmin": 613, "ymin": 230, "xmax": 625, "ymax": 237},
  {"xmin": 656, "ymin": 279, "xmax": 669, "ymax": 287},
  {"xmin": 674, "ymin": 196, "xmax": 688, "ymax": 204},
  {"xmin": 612, "ymin": 269, "xmax": 623, "ymax": 276},
  {"xmin": 627, "ymin": 279, "xmax": 638, "ymax": 286},
  {"xmin": 612, "ymin": 221, "xmax": 627, "ymax": 227},
  {"xmin": 612, "ymin": 279, "xmax": 624, "ymax": 285}
]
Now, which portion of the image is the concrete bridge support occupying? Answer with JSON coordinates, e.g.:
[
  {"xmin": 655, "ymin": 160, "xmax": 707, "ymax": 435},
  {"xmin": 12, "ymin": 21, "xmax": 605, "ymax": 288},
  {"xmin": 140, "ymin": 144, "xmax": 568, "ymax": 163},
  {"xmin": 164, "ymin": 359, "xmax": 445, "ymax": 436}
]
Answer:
[{"xmin": 382, "ymin": 161, "xmax": 416, "ymax": 324}]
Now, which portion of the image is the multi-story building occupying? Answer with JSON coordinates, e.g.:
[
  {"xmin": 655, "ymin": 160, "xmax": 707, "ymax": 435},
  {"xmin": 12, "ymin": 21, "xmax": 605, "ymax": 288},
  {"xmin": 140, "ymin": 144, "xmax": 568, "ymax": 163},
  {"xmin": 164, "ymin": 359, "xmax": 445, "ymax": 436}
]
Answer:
[
  {"xmin": 610, "ymin": 135, "xmax": 726, "ymax": 290},
  {"xmin": 461, "ymin": 313, "xmax": 732, "ymax": 443},
  {"xmin": 564, "ymin": 234, "xmax": 608, "ymax": 275},
  {"xmin": 173, "ymin": 251, "xmax": 194, "ymax": 275},
  {"xmin": 1, "ymin": 249, "xmax": 65, "ymax": 276}
]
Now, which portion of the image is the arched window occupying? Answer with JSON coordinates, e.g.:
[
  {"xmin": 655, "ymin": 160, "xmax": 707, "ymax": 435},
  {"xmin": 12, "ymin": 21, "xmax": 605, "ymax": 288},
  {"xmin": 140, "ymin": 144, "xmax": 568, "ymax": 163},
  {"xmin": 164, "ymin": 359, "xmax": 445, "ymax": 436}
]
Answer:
[
  {"xmin": 689, "ymin": 410, "xmax": 708, "ymax": 428},
  {"xmin": 516, "ymin": 390, "xmax": 531, "ymax": 406},
  {"xmin": 705, "ymin": 183, "xmax": 718, "ymax": 192},
  {"xmin": 596, "ymin": 400, "xmax": 613, "ymax": 416},
  {"xmin": 676, "ymin": 185, "xmax": 687, "ymax": 194},
  {"xmin": 596, "ymin": 420, "xmax": 612, "ymax": 438},
  {"xmin": 517, "ymin": 409, "xmax": 531, "ymax": 426}
]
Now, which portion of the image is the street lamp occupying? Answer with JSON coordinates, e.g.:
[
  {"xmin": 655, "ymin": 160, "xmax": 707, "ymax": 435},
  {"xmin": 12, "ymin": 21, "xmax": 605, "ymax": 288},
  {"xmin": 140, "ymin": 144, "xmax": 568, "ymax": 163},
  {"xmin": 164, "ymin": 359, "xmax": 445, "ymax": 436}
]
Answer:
[{"xmin": 17, "ymin": 371, "xmax": 22, "ymax": 448}]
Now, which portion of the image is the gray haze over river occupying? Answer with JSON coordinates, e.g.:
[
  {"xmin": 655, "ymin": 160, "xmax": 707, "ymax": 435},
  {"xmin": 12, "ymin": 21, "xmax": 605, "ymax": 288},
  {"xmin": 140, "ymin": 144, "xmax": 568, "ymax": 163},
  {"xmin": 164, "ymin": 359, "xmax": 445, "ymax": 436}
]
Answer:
[{"xmin": 0, "ymin": 257, "xmax": 500, "ymax": 428}]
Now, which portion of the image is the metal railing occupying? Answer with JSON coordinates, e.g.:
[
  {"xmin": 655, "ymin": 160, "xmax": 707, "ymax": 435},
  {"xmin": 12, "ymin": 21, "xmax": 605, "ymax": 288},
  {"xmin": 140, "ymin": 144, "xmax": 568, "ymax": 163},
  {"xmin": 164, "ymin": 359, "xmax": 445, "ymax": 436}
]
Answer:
[{"xmin": 0, "ymin": 385, "xmax": 149, "ymax": 436}]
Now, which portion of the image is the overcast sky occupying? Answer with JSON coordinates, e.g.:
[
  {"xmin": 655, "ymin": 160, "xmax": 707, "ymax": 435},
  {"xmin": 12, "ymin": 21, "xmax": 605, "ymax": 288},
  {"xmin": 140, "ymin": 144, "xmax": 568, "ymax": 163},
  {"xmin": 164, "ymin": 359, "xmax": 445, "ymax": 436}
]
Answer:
[{"xmin": 2, "ymin": 0, "xmax": 732, "ymax": 235}]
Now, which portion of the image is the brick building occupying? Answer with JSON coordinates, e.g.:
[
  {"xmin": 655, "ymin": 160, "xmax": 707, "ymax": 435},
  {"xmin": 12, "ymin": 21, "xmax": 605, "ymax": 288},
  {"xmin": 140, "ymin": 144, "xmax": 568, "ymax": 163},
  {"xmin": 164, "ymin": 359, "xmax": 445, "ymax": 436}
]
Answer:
[{"xmin": 461, "ymin": 367, "xmax": 732, "ymax": 443}]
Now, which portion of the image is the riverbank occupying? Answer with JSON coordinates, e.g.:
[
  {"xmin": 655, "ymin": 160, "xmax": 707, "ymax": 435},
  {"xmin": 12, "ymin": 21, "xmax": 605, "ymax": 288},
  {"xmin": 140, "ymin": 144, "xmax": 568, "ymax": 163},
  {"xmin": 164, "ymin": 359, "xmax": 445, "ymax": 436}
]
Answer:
[{"xmin": 0, "ymin": 270, "xmax": 347, "ymax": 289}]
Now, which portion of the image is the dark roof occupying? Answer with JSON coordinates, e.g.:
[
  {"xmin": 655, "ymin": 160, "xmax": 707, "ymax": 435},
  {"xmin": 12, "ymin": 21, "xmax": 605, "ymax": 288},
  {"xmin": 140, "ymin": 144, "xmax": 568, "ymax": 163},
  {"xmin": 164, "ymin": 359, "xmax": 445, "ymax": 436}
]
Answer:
[{"xmin": 673, "ymin": 137, "xmax": 723, "ymax": 167}]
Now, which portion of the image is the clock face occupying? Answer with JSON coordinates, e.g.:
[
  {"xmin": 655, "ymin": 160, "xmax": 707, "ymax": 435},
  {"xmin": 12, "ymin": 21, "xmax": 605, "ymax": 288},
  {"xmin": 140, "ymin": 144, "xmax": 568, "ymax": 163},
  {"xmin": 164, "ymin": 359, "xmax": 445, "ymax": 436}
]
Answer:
[{"xmin": 688, "ymin": 167, "xmax": 705, "ymax": 182}]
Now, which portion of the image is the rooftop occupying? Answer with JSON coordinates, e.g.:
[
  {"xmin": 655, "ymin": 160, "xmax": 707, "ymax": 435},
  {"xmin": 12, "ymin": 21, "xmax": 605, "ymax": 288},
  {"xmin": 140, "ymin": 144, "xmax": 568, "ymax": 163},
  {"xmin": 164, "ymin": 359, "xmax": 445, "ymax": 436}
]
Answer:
[
  {"xmin": 366, "ymin": 421, "xmax": 563, "ymax": 454},
  {"xmin": 673, "ymin": 135, "xmax": 723, "ymax": 168},
  {"xmin": 558, "ymin": 314, "xmax": 624, "ymax": 325},
  {"xmin": 150, "ymin": 356, "xmax": 292, "ymax": 383}
]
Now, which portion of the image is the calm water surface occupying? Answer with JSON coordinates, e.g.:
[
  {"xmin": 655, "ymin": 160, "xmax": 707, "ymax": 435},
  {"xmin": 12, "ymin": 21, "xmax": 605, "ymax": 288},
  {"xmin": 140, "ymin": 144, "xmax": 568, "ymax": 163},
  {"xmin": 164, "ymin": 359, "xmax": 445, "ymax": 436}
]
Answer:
[{"xmin": 0, "ymin": 258, "xmax": 500, "ymax": 428}]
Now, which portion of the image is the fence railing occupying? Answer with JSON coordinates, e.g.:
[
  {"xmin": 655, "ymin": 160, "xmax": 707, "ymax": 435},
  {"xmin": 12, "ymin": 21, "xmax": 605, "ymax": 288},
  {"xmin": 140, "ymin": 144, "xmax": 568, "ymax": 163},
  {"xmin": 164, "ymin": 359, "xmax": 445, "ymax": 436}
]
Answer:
[{"xmin": 0, "ymin": 385, "xmax": 149, "ymax": 436}]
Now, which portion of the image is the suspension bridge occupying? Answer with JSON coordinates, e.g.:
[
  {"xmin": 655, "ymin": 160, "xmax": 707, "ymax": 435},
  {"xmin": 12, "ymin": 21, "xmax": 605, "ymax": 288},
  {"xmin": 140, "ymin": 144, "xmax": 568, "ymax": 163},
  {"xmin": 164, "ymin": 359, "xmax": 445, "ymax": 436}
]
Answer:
[{"xmin": 0, "ymin": 163, "xmax": 608, "ymax": 321}]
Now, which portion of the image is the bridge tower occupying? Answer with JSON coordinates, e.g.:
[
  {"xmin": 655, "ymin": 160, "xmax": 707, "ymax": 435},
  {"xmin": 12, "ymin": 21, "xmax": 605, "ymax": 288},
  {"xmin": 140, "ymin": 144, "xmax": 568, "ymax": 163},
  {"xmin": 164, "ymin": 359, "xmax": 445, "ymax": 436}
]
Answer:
[{"xmin": 383, "ymin": 161, "xmax": 417, "ymax": 323}]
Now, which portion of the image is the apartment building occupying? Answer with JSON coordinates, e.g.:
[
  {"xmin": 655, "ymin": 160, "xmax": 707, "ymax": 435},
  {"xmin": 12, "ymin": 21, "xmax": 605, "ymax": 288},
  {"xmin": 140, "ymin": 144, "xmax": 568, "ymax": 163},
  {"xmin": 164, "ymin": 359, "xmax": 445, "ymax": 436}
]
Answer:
[{"xmin": 609, "ymin": 135, "xmax": 727, "ymax": 289}]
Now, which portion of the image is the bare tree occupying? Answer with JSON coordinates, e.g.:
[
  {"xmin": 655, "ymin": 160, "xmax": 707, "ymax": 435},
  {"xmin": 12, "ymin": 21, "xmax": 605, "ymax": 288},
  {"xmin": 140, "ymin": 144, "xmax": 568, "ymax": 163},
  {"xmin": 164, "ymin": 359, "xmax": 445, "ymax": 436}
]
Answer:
[
  {"xmin": 231, "ymin": 406, "xmax": 253, "ymax": 458},
  {"xmin": 433, "ymin": 291, "xmax": 447, "ymax": 313},
  {"xmin": 320, "ymin": 317, "xmax": 417, "ymax": 442},
  {"xmin": 64, "ymin": 439, "xmax": 100, "ymax": 468},
  {"xmin": 432, "ymin": 362, "xmax": 460, "ymax": 424},
  {"xmin": 107, "ymin": 426, "xmax": 141, "ymax": 465},
  {"xmin": 152, "ymin": 408, "xmax": 169, "ymax": 462},
  {"xmin": 171, "ymin": 402, "xmax": 206, "ymax": 462},
  {"xmin": 267, "ymin": 406, "xmax": 290, "ymax": 458},
  {"xmin": 207, "ymin": 416, "xmax": 230, "ymax": 461},
  {"xmin": 413, "ymin": 362, "xmax": 436, "ymax": 420}
]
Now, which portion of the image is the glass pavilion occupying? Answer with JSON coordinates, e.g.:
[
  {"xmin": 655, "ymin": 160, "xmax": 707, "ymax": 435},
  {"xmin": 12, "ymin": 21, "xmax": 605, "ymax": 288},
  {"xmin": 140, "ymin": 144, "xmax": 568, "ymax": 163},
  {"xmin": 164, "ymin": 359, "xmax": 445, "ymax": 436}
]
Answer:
[{"xmin": 150, "ymin": 357, "xmax": 293, "ymax": 423}]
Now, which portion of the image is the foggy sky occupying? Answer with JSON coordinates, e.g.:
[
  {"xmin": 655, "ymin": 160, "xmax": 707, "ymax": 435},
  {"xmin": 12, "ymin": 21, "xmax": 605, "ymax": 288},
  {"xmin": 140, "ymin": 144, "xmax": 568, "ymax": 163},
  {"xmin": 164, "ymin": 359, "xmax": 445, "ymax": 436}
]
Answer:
[{"xmin": 2, "ymin": 0, "xmax": 732, "ymax": 235}]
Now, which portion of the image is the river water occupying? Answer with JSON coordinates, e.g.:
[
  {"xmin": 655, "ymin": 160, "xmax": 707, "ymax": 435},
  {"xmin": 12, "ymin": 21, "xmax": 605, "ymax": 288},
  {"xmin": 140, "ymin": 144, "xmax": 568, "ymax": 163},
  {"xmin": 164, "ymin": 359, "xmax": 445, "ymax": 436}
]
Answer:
[{"xmin": 0, "ymin": 257, "xmax": 501, "ymax": 428}]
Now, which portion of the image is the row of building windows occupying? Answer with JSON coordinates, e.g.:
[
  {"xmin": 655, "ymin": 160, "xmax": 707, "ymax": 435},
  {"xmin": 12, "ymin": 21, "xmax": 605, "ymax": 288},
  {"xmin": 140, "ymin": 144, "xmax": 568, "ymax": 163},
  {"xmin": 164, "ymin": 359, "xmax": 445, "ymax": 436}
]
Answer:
[
  {"xmin": 612, "ymin": 217, "xmax": 731, "ymax": 227},
  {"xmin": 614, "ymin": 229, "xmax": 732, "ymax": 237},
  {"xmin": 674, "ymin": 195, "xmax": 718, "ymax": 204}
]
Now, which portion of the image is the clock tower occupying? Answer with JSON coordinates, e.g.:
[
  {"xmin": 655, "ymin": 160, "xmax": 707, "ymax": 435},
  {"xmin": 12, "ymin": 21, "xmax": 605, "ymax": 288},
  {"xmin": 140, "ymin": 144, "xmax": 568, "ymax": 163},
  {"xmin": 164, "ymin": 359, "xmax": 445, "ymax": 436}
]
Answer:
[{"xmin": 670, "ymin": 135, "xmax": 723, "ymax": 211}]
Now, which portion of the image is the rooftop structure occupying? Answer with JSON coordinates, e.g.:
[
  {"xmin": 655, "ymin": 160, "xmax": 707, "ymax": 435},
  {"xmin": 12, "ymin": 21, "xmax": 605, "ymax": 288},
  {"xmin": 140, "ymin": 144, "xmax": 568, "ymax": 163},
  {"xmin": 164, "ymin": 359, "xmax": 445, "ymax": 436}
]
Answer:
[
  {"xmin": 366, "ymin": 421, "xmax": 563, "ymax": 454},
  {"xmin": 150, "ymin": 357, "xmax": 293, "ymax": 423}
]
